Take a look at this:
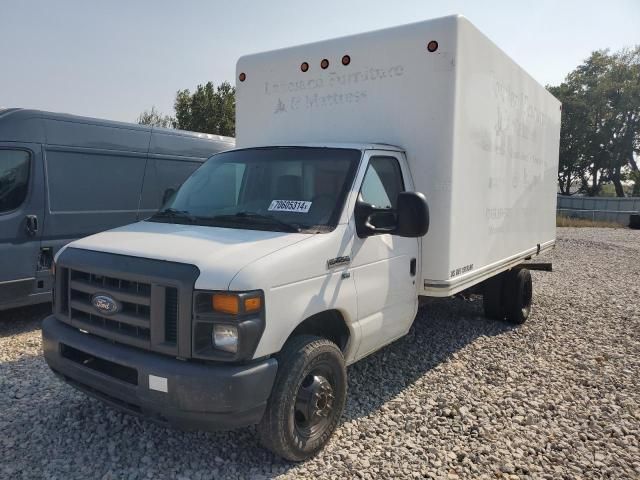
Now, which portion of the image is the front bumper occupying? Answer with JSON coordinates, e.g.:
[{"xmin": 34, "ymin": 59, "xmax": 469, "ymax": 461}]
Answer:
[{"xmin": 42, "ymin": 315, "xmax": 278, "ymax": 431}]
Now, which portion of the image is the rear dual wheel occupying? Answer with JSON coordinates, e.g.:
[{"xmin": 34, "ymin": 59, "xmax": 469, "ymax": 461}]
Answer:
[
  {"xmin": 483, "ymin": 268, "xmax": 533, "ymax": 324},
  {"xmin": 258, "ymin": 335, "xmax": 347, "ymax": 462}
]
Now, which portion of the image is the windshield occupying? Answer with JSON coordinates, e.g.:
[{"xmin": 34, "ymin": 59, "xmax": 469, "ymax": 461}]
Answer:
[{"xmin": 148, "ymin": 147, "xmax": 361, "ymax": 232}]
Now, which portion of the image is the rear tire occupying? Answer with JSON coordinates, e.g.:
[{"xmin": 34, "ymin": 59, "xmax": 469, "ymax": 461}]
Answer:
[
  {"xmin": 257, "ymin": 335, "xmax": 347, "ymax": 462},
  {"xmin": 502, "ymin": 269, "xmax": 533, "ymax": 324},
  {"xmin": 483, "ymin": 273, "xmax": 505, "ymax": 320}
]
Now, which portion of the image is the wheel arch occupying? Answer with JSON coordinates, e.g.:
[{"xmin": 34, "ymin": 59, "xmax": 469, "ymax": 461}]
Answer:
[{"xmin": 282, "ymin": 309, "xmax": 354, "ymax": 358}]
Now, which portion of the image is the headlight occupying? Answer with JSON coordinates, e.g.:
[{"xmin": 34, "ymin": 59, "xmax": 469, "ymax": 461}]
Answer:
[
  {"xmin": 192, "ymin": 290, "xmax": 265, "ymax": 361},
  {"xmin": 213, "ymin": 324, "xmax": 239, "ymax": 353}
]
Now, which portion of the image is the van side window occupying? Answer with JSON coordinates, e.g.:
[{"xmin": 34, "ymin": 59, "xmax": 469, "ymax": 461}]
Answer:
[
  {"xmin": 0, "ymin": 150, "xmax": 30, "ymax": 213},
  {"xmin": 360, "ymin": 156, "xmax": 404, "ymax": 209}
]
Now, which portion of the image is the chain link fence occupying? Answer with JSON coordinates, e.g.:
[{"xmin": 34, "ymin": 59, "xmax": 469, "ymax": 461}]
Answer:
[{"xmin": 557, "ymin": 195, "xmax": 640, "ymax": 226}]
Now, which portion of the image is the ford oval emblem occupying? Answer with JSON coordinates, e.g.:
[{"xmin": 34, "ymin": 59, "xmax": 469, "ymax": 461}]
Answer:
[{"xmin": 91, "ymin": 294, "xmax": 120, "ymax": 315}]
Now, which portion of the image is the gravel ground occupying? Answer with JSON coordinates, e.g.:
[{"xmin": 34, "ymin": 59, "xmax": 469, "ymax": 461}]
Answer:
[{"xmin": 1, "ymin": 227, "xmax": 639, "ymax": 479}]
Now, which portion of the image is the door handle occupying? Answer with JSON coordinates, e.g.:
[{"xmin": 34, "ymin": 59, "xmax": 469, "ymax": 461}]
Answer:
[
  {"xmin": 410, "ymin": 258, "xmax": 417, "ymax": 276},
  {"xmin": 25, "ymin": 215, "xmax": 39, "ymax": 237}
]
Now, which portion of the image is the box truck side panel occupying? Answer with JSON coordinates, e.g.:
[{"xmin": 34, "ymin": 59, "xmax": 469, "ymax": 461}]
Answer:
[{"xmin": 424, "ymin": 18, "xmax": 561, "ymax": 295}]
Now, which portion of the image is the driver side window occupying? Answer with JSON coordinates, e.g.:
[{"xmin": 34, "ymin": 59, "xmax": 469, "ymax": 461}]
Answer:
[{"xmin": 360, "ymin": 156, "xmax": 404, "ymax": 209}]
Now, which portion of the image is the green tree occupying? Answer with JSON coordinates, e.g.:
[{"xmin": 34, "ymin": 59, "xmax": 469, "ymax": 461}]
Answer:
[
  {"xmin": 173, "ymin": 81, "xmax": 235, "ymax": 136},
  {"xmin": 137, "ymin": 106, "xmax": 174, "ymax": 128},
  {"xmin": 605, "ymin": 47, "xmax": 640, "ymax": 196},
  {"xmin": 549, "ymin": 47, "xmax": 640, "ymax": 197},
  {"xmin": 630, "ymin": 170, "xmax": 640, "ymax": 196},
  {"xmin": 547, "ymin": 82, "xmax": 590, "ymax": 195}
]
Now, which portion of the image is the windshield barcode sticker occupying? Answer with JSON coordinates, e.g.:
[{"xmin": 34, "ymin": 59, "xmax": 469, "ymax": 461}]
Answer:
[{"xmin": 268, "ymin": 200, "xmax": 312, "ymax": 213}]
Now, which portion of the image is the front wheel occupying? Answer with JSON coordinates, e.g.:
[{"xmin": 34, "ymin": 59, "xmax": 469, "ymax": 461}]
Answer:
[{"xmin": 257, "ymin": 335, "xmax": 347, "ymax": 461}]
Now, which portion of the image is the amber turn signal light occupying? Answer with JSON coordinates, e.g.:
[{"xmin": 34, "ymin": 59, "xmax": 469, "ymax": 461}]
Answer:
[
  {"xmin": 244, "ymin": 297, "xmax": 262, "ymax": 313},
  {"xmin": 212, "ymin": 294, "xmax": 240, "ymax": 314}
]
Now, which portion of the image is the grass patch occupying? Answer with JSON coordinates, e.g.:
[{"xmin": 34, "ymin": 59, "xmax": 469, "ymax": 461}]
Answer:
[{"xmin": 556, "ymin": 214, "xmax": 621, "ymax": 228}]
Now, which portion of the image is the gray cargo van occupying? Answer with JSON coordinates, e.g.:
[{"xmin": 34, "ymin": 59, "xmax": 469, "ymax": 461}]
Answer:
[{"xmin": 0, "ymin": 108, "xmax": 234, "ymax": 311}]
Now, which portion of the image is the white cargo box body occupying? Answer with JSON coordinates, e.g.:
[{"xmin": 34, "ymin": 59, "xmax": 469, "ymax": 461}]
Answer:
[{"xmin": 236, "ymin": 15, "xmax": 561, "ymax": 296}]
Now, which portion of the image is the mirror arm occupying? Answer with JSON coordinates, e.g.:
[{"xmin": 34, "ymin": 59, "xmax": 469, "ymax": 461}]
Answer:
[{"xmin": 355, "ymin": 200, "xmax": 397, "ymax": 237}]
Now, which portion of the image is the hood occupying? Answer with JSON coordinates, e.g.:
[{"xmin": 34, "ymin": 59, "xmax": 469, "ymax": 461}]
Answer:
[{"xmin": 65, "ymin": 221, "xmax": 312, "ymax": 290}]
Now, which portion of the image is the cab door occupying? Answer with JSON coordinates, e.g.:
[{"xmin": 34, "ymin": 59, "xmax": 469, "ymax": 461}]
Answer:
[
  {"xmin": 350, "ymin": 151, "xmax": 420, "ymax": 359},
  {"xmin": 0, "ymin": 144, "xmax": 45, "ymax": 308}
]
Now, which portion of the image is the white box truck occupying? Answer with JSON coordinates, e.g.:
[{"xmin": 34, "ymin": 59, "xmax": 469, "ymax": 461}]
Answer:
[{"xmin": 42, "ymin": 15, "xmax": 560, "ymax": 460}]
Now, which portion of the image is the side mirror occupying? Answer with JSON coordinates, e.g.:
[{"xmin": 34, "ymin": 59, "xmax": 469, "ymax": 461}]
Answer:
[
  {"xmin": 395, "ymin": 191, "xmax": 429, "ymax": 237},
  {"xmin": 162, "ymin": 187, "xmax": 176, "ymax": 206},
  {"xmin": 355, "ymin": 192, "xmax": 429, "ymax": 238},
  {"xmin": 354, "ymin": 200, "xmax": 395, "ymax": 237}
]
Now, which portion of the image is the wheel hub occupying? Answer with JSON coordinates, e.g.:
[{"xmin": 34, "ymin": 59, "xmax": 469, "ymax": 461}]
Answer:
[
  {"xmin": 312, "ymin": 377, "xmax": 334, "ymax": 417},
  {"xmin": 294, "ymin": 373, "xmax": 335, "ymax": 433}
]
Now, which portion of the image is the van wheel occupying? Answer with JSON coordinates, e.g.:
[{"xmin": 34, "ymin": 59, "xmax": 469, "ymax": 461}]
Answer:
[
  {"xmin": 483, "ymin": 273, "xmax": 505, "ymax": 320},
  {"xmin": 503, "ymin": 269, "xmax": 533, "ymax": 324},
  {"xmin": 257, "ymin": 335, "xmax": 347, "ymax": 462}
]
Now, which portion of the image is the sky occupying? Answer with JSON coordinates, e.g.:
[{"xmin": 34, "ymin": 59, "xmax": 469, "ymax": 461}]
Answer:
[{"xmin": 1, "ymin": 0, "xmax": 638, "ymax": 124}]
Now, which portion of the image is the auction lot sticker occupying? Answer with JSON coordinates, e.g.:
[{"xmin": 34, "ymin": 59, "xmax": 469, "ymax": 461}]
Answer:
[{"xmin": 268, "ymin": 200, "xmax": 312, "ymax": 213}]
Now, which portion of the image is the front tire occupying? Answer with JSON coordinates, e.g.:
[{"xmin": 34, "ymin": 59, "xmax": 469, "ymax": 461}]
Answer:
[{"xmin": 257, "ymin": 335, "xmax": 347, "ymax": 461}]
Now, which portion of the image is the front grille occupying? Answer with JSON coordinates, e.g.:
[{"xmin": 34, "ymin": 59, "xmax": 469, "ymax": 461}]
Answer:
[
  {"xmin": 60, "ymin": 267, "xmax": 70, "ymax": 315},
  {"xmin": 53, "ymin": 248, "xmax": 199, "ymax": 359},
  {"xmin": 164, "ymin": 287, "xmax": 178, "ymax": 343},
  {"xmin": 56, "ymin": 266, "xmax": 182, "ymax": 354},
  {"xmin": 68, "ymin": 269, "xmax": 152, "ymax": 348}
]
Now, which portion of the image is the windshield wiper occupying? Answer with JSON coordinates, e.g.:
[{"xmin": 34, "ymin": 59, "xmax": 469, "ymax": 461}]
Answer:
[
  {"xmin": 211, "ymin": 212, "xmax": 302, "ymax": 232},
  {"xmin": 150, "ymin": 208, "xmax": 196, "ymax": 223}
]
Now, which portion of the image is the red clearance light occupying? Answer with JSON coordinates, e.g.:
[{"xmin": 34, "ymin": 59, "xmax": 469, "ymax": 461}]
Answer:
[
  {"xmin": 301, "ymin": 62, "xmax": 309, "ymax": 72},
  {"xmin": 239, "ymin": 72, "xmax": 246, "ymax": 82},
  {"xmin": 427, "ymin": 40, "xmax": 439, "ymax": 52},
  {"xmin": 341, "ymin": 55, "xmax": 351, "ymax": 66},
  {"xmin": 321, "ymin": 58, "xmax": 329, "ymax": 69}
]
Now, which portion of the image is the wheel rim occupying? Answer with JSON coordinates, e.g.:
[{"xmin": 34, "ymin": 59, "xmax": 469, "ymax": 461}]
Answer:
[
  {"xmin": 293, "ymin": 365, "xmax": 335, "ymax": 440},
  {"xmin": 521, "ymin": 276, "xmax": 533, "ymax": 317}
]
